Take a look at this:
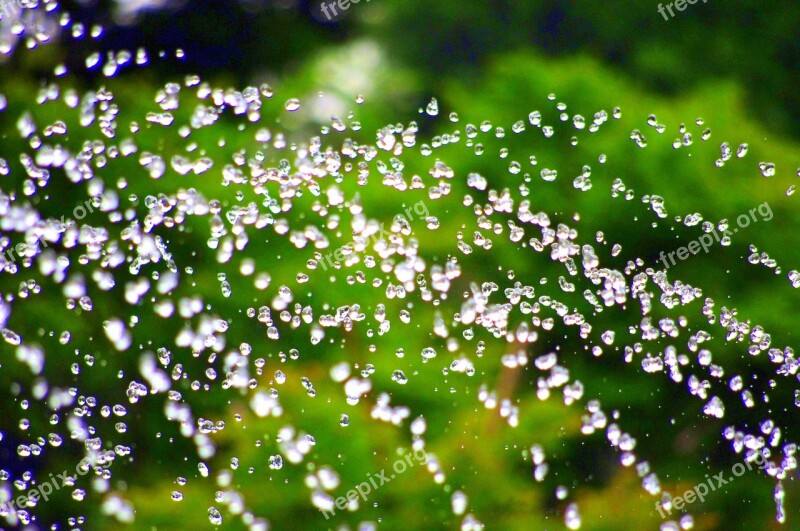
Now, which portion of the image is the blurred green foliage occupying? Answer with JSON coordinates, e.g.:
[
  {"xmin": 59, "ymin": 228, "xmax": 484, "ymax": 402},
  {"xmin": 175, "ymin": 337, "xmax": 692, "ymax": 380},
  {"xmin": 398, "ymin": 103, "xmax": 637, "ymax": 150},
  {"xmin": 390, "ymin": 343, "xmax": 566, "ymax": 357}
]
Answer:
[{"xmin": 0, "ymin": 1, "xmax": 799, "ymax": 530}]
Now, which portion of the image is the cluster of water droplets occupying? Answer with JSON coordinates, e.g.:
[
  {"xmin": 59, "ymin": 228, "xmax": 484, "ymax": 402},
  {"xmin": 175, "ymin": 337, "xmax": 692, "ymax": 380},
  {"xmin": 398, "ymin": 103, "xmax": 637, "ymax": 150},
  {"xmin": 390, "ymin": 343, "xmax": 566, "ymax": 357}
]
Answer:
[{"xmin": 0, "ymin": 2, "xmax": 797, "ymax": 530}]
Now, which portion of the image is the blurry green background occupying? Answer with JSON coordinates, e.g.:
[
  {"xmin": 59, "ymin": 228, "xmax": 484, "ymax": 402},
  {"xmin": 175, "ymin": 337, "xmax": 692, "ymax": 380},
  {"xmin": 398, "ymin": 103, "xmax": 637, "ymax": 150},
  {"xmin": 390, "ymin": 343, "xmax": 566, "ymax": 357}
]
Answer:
[{"xmin": 1, "ymin": 0, "xmax": 799, "ymax": 529}]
